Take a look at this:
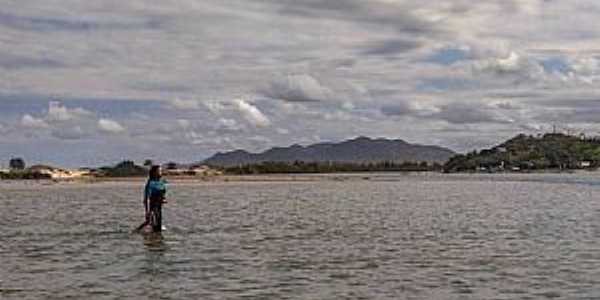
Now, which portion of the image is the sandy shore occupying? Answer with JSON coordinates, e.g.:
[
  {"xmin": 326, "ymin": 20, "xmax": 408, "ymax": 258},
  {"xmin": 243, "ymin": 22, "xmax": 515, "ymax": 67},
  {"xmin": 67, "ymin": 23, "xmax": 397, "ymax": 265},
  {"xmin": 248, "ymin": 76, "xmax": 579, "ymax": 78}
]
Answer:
[
  {"xmin": 93, "ymin": 173, "xmax": 380, "ymax": 183},
  {"xmin": 0, "ymin": 173, "xmax": 418, "ymax": 187},
  {"xmin": 3, "ymin": 170, "xmax": 597, "ymax": 188}
]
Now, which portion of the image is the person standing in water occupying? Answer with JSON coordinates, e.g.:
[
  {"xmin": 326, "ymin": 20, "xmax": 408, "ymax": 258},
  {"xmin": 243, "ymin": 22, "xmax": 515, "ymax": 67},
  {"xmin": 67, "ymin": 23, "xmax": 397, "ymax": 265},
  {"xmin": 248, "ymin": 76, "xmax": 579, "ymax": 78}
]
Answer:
[{"xmin": 135, "ymin": 165, "xmax": 167, "ymax": 232}]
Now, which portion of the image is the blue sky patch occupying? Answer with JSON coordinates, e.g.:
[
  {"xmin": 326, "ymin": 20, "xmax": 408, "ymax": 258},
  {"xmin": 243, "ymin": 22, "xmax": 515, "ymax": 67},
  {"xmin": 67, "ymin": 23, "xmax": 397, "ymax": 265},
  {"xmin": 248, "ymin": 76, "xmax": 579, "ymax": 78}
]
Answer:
[
  {"xmin": 0, "ymin": 94, "xmax": 165, "ymax": 119},
  {"xmin": 540, "ymin": 57, "xmax": 572, "ymax": 74},
  {"xmin": 426, "ymin": 48, "xmax": 470, "ymax": 65}
]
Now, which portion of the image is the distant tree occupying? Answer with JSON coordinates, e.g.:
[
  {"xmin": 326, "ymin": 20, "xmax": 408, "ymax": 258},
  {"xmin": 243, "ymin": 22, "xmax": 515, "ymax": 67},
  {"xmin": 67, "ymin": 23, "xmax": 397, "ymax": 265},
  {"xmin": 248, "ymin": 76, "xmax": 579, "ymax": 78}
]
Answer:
[
  {"xmin": 103, "ymin": 160, "xmax": 146, "ymax": 177},
  {"xmin": 166, "ymin": 162, "xmax": 178, "ymax": 170},
  {"xmin": 143, "ymin": 159, "xmax": 153, "ymax": 167},
  {"xmin": 9, "ymin": 158, "xmax": 25, "ymax": 170},
  {"xmin": 115, "ymin": 160, "xmax": 136, "ymax": 169}
]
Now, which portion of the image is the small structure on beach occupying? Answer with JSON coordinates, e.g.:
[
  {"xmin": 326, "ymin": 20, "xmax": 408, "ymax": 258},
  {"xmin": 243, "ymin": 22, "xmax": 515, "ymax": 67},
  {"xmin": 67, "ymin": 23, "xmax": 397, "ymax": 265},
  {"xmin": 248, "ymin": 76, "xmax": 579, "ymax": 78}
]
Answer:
[
  {"xmin": 162, "ymin": 164, "xmax": 222, "ymax": 176},
  {"xmin": 27, "ymin": 165, "xmax": 90, "ymax": 179}
]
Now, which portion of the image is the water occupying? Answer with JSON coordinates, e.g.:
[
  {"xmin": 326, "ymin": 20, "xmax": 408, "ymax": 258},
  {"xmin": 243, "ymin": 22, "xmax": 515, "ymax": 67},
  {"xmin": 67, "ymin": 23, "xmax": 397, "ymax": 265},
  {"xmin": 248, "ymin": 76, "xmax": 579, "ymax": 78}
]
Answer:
[{"xmin": 2, "ymin": 173, "xmax": 600, "ymax": 299}]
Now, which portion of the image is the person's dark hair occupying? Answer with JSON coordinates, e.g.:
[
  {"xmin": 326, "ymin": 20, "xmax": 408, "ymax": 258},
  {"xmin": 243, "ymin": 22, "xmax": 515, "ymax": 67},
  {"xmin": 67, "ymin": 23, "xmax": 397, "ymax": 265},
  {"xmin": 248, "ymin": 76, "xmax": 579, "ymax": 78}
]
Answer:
[{"xmin": 149, "ymin": 165, "xmax": 161, "ymax": 181}]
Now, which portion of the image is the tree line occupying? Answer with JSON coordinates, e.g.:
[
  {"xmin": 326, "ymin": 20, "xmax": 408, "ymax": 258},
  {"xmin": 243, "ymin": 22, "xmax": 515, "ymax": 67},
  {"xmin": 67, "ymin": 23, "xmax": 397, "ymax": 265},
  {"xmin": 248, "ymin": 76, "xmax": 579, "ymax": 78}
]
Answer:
[{"xmin": 221, "ymin": 160, "xmax": 443, "ymax": 175}]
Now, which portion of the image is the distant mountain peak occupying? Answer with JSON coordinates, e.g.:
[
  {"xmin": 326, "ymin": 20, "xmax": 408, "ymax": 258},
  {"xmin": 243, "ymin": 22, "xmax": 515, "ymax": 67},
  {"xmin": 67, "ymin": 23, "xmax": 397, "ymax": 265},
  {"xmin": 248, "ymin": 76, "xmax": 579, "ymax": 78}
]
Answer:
[
  {"xmin": 230, "ymin": 149, "xmax": 249, "ymax": 154},
  {"xmin": 203, "ymin": 137, "xmax": 455, "ymax": 167}
]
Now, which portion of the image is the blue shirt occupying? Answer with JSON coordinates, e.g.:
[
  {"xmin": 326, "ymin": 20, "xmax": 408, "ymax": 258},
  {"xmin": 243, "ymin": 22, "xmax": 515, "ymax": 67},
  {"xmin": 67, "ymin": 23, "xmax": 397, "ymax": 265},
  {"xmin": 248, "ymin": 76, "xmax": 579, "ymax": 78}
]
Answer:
[{"xmin": 144, "ymin": 179, "xmax": 167, "ymax": 202}]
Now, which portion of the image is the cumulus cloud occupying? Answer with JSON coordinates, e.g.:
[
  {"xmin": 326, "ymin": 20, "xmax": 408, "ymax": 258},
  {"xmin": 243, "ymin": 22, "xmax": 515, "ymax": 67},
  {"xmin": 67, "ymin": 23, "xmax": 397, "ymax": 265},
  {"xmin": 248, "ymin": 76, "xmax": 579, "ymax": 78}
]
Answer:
[
  {"xmin": 477, "ymin": 51, "xmax": 523, "ymax": 73},
  {"xmin": 14, "ymin": 101, "xmax": 131, "ymax": 140},
  {"xmin": 276, "ymin": 128, "xmax": 290, "ymax": 135},
  {"xmin": 47, "ymin": 101, "xmax": 93, "ymax": 122},
  {"xmin": 16, "ymin": 102, "xmax": 96, "ymax": 140},
  {"xmin": 51, "ymin": 126, "xmax": 88, "ymax": 140},
  {"xmin": 234, "ymin": 98, "xmax": 271, "ymax": 128},
  {"xmin": 431, "ymin": 102, "xmax": 513, "ymax": 125},
  {"xmin": 7, "ymin": 1, "xmax": 600, "ymax": 165},
  {"xmin": 204, "ymin": 100, "xmax": 227, "ymax": 114},
  {"xmin": 467, "ymin": 50, "xmax": 600, "ymax": 88},
  {"xmin": 262, "ymin": 74, "xmax": 331, "ymax": 102},
  {"xmin": 380, "ymin": 101, "xmax": 417, "ymax": 116},
  {"xmin": 168, "ymin": 97, "xmax": 201, "ymax": 110},
  {"xmin": 472, "ymin": 51, "xmax": 544, "ymax": 82},
  {"xmin": 360, "ymin": 39, "xmax": 422, "ymax": 57},
  {"xmin": 560, "ymin": 56, "xmax": 600, "ymax": 85},
  {"xmin": 98, "ymin": 118, "xmax": 125, "ymax": 134},
  {"xmin": 21, "ymin": 114, "xmax": 49, "ymax": 128},
  {"xmin": 217, "ymin": 118, "xmax": 243, "ymax": 132},
  {"xmin": 275, "ymin": 0, "xmax": 441, "ymax": 36},
  {"xmin": 495, "ymin": 102, "xmax": 520, "ymax": 110}
]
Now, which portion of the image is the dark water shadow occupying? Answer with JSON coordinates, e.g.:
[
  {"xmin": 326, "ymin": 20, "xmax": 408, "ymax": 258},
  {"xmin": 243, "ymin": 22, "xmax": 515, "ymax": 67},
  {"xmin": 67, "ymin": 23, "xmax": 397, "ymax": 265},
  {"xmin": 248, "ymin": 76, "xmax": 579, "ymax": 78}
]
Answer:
[{"xmin": 142, "ymin": 232, "xmax": 167, "ymax": 253}]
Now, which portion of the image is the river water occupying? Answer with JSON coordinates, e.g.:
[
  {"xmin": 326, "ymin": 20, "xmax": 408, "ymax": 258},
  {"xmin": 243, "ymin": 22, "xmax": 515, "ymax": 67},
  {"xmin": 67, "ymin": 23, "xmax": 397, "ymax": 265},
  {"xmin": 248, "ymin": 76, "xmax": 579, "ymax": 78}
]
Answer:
[{"xmin": 2, "ymin": 173, "xmax": 600, "ymax": 299}]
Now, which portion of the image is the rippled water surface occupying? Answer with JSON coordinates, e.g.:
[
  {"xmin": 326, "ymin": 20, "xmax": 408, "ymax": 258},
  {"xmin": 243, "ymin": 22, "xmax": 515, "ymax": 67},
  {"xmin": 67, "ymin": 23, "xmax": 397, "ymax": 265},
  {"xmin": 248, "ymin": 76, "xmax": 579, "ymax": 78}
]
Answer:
[{"xmin": 3, "ymin": 173, "xmax": 600, "ymax": 299}]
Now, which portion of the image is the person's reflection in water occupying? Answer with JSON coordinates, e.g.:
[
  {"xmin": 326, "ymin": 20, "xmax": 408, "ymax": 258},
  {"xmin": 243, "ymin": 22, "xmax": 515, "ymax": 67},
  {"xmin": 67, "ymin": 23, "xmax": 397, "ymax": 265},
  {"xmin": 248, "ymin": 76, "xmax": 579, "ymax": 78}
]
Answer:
[
  {"xmin": 138, "ymin": 232, "xmax": 169, "ymax": 298},
  {"xmin": 143, "ymin": 232, "xmax": 167, "ymax": 252}
]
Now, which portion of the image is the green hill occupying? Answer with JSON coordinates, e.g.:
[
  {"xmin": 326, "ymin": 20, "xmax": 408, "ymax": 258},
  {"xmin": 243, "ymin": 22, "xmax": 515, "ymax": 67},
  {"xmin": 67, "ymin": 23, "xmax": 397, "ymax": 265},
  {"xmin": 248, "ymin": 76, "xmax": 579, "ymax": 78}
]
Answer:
[
  {"xmin": 97, "ymin": 160, "xmax": 147, "ymax": 177},
  {"xmin": 443, "ymin": 133, "xmax": 600, "ymax": 173}
]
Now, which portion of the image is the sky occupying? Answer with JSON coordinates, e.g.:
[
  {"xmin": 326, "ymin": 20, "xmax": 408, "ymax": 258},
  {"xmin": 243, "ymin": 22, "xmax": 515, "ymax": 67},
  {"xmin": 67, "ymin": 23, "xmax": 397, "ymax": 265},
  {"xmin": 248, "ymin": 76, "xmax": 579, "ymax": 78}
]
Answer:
[{"xmin": 2, "ymin": 0, "xmax": 600, "ymax": 167}]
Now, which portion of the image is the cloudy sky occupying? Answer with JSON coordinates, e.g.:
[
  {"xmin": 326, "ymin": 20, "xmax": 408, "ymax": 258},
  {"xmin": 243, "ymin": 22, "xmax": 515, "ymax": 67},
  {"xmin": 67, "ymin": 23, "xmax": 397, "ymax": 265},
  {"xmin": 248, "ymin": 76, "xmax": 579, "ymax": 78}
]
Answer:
[{"xmin": 2, "ymin": 0, "xmax": 600, "ymax": 167}]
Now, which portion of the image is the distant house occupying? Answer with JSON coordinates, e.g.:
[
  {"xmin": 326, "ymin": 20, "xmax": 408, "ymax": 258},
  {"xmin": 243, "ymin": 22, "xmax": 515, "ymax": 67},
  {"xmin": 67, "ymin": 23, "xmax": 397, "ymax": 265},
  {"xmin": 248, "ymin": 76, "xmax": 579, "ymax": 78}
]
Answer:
[
  {"xmin": 163, "ymin": 168, "xmax": 188, "ymax": 176},
  {"xmin": 163, "ymin": 165, "xmax": 222, "ymax": 176},
  {"xmin": 28, "ymin": 165, "xmax": 90, "ymax": 179},
  {"xmin": 190, "ymin": 165, "xmax": 222, "ymax": 176},
  {"xmin": 189, "ymin": 165, "xmax": 210, "ymax": 175},
  {"xmin": 28, "ymin": 165, "xmax": 60, "ymax": 174}
]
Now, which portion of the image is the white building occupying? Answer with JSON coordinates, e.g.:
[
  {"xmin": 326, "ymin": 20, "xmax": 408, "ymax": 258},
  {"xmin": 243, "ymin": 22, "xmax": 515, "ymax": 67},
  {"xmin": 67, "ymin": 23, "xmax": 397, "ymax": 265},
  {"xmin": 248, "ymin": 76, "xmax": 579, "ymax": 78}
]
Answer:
[{"xmin": 28, "ymin": 165, "xmax": 90, "ymax": 179}]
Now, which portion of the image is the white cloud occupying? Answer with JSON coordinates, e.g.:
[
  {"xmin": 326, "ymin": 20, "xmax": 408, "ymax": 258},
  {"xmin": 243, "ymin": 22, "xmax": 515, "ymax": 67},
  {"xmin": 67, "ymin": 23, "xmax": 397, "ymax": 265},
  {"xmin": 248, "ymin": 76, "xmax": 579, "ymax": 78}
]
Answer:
[
  {"xmin": 234, "ymin": 98, "xmax": 271, "ymax": 128},
  {"xmin": 21, "ymin": 114, "xmax": 49, "ymax": 129},
  {"xmin": 98, "ymin": 118, "xmax": 125, "ymax": 134},
  {"xmin": 204, "ymin": 100, "xmax": 228, "ymax": 114},
  {"xmin": 177, "ymin": 119, "xmax": 192, "ymax": 129},
  {"xmin": 51, "ymin": 126, "xmax": 88, "ymax": 140},
  {"xmin": 47, "ymin": 101, "xmax": 92, "ymax": 122},
  {"xmin": 262, "ymin": 74, "xmax": 332, "ymax": 102},
  {"xmin": 276, "ymin": 128, "xmax": 290, "ymax": 135},
  {"xmin": 478, "ymin": 52, "xmax": 523, "ymax": 73},
  {"xmin": 431, "ymin": 102, "xmax": 514, "ymax": 125},
  {"xmin": 217, "ymin": 118, "xmax": 243, "ymax": 132},
  {"xmin": 471, "ymin": 51, "xmax": 545, "ymax": 84},
  {"xmin": 7, "ymin": 1, "xmax": 600, "ymax": 165},
  {"xmin": 168, "ymin": 97, "xmax": 201, "ymax": 110}
]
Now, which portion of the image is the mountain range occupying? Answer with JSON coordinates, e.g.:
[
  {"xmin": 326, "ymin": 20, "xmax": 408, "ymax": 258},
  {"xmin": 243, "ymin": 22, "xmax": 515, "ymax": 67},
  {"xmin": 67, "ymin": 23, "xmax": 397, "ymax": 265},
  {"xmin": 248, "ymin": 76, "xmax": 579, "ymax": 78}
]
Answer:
[{"xmin": 203, "ymin": 137, "xmax": 456, "ymax": 167}]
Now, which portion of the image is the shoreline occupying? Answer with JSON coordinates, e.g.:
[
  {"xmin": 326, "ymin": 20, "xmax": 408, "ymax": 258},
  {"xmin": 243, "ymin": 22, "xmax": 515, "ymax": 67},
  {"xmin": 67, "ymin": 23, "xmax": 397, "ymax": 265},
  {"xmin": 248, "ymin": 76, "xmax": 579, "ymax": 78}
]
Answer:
[{"xmin": 1, "ymin": 169, "xmax": 599, "ymax": 186}]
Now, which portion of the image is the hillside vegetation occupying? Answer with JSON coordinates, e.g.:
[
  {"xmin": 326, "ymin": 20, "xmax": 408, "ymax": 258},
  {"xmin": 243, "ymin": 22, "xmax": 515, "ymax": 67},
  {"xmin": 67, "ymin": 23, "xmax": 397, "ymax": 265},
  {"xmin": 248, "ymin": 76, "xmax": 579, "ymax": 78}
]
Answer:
[{"xmin": 443, "ymin": 133, "xmax": 600, "ymax": 173}]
